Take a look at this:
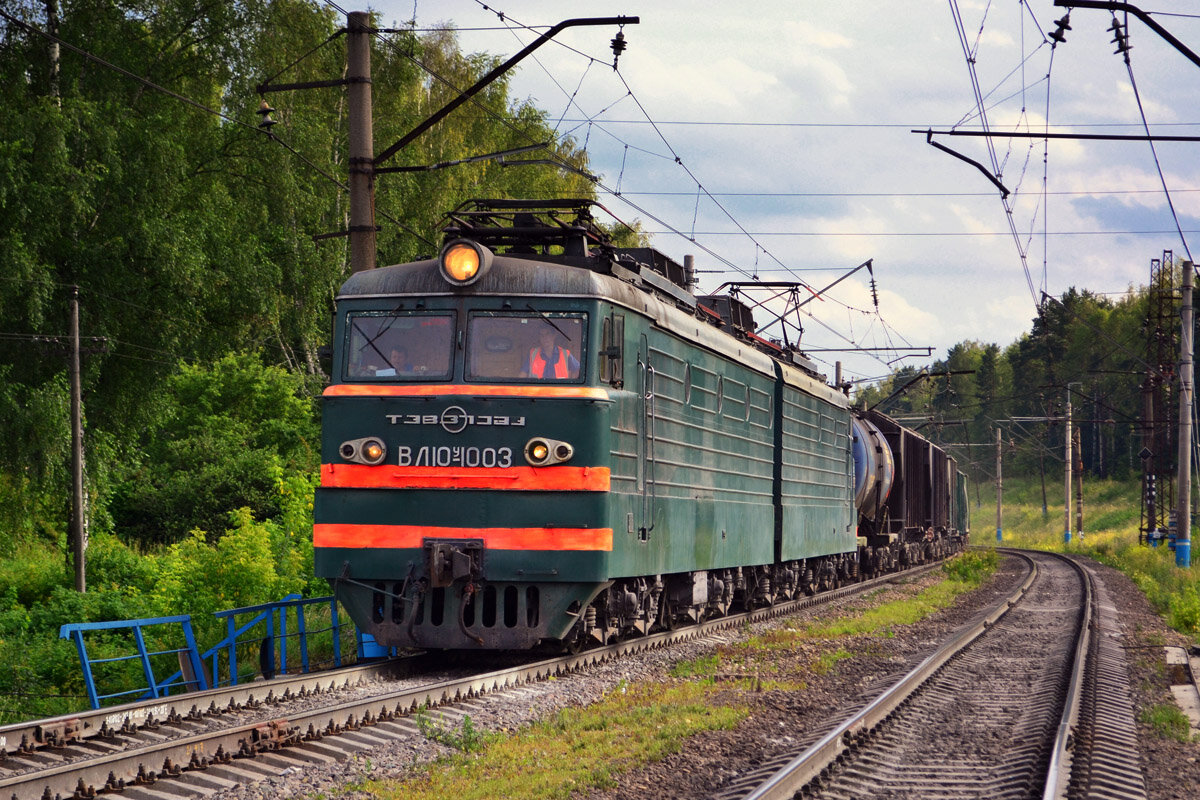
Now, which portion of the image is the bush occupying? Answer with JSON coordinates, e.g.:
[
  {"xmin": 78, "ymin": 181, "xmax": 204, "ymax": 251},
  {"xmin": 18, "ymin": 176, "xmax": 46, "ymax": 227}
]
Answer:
[
  {"xmin": 942, "ymin": 549, "xmax": 998, "ymax": 583},
  {"xmin": 110, "ymin": 353, "xmax": 318, "ymax": 545},
  {"xmin": 1169, "ymin": 587, "xmax": 1200, "ymax": 636}
]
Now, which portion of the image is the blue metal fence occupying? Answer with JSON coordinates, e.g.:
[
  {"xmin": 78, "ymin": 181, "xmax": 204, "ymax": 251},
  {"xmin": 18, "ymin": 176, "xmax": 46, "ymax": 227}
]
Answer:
[
  {"xmin": 59, "ymin": 594, "xmax": 380, "ymax": 710},
  {"xmin": 58, "ymin": 615, "xmax": 208, "ymax": 710}
]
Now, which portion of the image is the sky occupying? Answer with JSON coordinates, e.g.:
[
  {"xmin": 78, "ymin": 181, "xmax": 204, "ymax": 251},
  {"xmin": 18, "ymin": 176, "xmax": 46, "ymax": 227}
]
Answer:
[{"xmin": 359, "ymin": 0, "xmax": 1200, "ymax": 386}]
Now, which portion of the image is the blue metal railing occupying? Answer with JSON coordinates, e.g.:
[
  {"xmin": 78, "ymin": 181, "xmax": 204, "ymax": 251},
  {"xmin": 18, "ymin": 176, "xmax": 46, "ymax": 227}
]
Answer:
[
  {"xmin": 60, "ymin": 594, "xmax": 377, "ymax": 710},
  {"xmin": 58, "ymin": 615, "xmax": 208, "ymax": 710},
  {"xmin": 202, "ymin": 594, "xmax": 344, "ymax": 687}
]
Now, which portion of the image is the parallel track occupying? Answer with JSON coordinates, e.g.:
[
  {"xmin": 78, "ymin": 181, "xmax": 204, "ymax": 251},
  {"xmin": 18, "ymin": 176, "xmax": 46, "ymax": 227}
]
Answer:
[
  {"xmin": 720, "ymin": 549, "xmax": 1147, "ymax": 800},
  {"xmin": 2, "ymin": 562, "xmax": 942, "ymax": 800}
]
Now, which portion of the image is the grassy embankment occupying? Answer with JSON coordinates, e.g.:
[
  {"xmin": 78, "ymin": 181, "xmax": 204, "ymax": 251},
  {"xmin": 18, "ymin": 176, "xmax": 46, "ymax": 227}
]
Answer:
[{"xmin": 970, "ymin": 476, "xmax": 1200, "ymax": 643}]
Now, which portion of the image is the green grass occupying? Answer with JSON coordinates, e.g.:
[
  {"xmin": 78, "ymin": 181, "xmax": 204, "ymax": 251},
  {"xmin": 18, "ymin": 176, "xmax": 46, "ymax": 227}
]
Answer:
[
  {"xmin": 1138, "ymin": 703, "xmax": 1196, "ymax": 743},
  {"xmin": 974, "ymin": 477, "xmax": 1200, "ymax": 644},
  {"xmin": 353, "ymin": 681, "xmax": 745, "ymax": 799}
]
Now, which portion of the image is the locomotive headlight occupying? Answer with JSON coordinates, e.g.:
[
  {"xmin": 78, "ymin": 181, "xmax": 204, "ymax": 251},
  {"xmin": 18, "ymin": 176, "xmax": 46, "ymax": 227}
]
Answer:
[
  {"xmin": 340, "ymin": 436, "xmax": 387, "ymax": 466},
  {"xmin": 362, "ymin": 439, "xmax": 386, "ymax": 464},
  {"xmin": 524, "ymin": 437, "xmax": 574, "ymax": 466},
  {"xmin": 439, "ymin": 239, "xmax": 493, "ymax": 286}
]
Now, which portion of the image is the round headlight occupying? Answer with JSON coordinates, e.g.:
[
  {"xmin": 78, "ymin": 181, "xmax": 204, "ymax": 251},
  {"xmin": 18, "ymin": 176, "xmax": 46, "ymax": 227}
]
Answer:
[
  {"xmin": 526, "ymin": 440, "xmax": 550, "ymax": 464},
  {"xmin": 362, "ymin": 439, "xmax": 386, "ymax": 465},
  {"xmin": 439, "ymin": 239, "xmax": 493, "ymax": 286},
  {"xmin": 340, "ymin": 437, "xmax": 387, "ymax": 466}
]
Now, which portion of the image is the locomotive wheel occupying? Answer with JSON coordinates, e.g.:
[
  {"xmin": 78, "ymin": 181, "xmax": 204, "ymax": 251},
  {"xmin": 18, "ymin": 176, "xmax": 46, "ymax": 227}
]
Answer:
[{"xmin": 560, "ymin": 620, "xmax": 587, "ymax": 655}]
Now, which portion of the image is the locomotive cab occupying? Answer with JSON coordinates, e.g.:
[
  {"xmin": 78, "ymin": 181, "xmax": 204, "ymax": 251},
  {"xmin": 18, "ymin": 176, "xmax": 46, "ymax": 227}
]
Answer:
[{"xmin": 314, "ymin": 239, "xmax": 623, "ymax": 649}]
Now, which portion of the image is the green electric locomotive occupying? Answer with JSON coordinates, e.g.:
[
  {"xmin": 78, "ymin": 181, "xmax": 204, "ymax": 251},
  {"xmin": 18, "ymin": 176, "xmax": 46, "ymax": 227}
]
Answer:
[{"xmin": 314, "ymin": 199, "xmax": 963, "ymax": 651}]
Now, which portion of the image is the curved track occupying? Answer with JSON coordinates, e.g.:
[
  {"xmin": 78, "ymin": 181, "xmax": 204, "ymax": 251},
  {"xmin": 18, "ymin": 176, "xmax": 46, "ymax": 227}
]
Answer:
[{"xmin": 722, "ymin": 549, "xmax": 1146, "ymax": 800}]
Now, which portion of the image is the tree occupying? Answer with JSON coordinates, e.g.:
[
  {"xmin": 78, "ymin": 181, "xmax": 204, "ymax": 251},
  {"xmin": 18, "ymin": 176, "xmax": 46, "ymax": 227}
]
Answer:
[
  {"xmin": 109, "ymin": 352, "xmax": 319, "ymax": 544},
  {"xmin": 0, "ymin": 0, "xmax": 599, "ymax": 547}
]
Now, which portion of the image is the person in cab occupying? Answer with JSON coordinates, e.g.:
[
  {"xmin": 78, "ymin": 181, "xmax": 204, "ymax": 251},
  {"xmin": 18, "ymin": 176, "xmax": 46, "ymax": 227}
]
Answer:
[{"xmin": 523, "ymin": 326, "xmax": 579, "ymax": 380}]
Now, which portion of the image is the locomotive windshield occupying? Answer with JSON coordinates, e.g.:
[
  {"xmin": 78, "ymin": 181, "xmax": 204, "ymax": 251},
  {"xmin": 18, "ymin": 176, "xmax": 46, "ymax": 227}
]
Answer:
[
  {"xmin": 466, "ymin": 312, "xmax": 586, "ymax": 382},
  {"xmin": 345, "ymin": 311, "xmax": 455, "ymax": 380}
]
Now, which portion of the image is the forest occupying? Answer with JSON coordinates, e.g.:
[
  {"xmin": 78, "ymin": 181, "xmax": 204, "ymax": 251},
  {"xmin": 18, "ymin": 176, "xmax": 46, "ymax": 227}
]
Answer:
[
  {"xmin": 857, "ymin": 277, "xmax": 1185, "ymax": 501},
  {"xmin": 0, "ymin": 0, "xmax": 1189, "ymax": 719},
  {"xmin": 0, "ymin": 0, "xmax": 599, "ymax": 718}
]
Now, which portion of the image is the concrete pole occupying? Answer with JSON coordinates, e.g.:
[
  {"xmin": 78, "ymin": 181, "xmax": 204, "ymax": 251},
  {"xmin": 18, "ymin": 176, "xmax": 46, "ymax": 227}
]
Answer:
[
  {"xmin": 347, "ymin": 11, "xmax": 376, "ymax": 273},
  {"xmin": 1177, "ymin": 261, "xmax": 1193, "ymax": 567},
  {"xmin": 1074, "ymin": 425, "xmax": 1084, "ymax": 540},
  {"xmin": 1064, "ymin": 391, "xmax": 1073, "ymax": 544},
  {"xmin": 69, "ymin": 286, "xmax": 85, "ymax": 592},
  {"xmin": 995, "ymin": 426, "xmax": 1003, "ymax": 542}
]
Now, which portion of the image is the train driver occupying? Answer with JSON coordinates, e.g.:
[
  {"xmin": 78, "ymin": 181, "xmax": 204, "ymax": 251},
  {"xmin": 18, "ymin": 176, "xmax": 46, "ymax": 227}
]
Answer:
[
  {"xmin": 522, "ymin": 326, "xmax": 579, "ymax": 380},
  {"xmin": 374, "ymin": 347, "xmax": 414, "ymax": 377}
]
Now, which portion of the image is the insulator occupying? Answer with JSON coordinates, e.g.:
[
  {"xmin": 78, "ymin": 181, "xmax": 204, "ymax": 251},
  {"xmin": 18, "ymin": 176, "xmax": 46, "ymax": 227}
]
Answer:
[
  {"xmin": 610, "ymin": 30, "xmax": 626, "ymax": 70},
  {"xmin": 869, "ymin": 278, "xmax": 879, "ymax": 309},
  {"xmin": 1048, "ymin": 14, "xmax": 1071, "ymax": 44},
  {"xmin": 1109, "ymin": 18, "xmax": 1131, "ymax": 54},
  {"xmin": 256, "ymin": 100, "xmax": 277, "ymax": 132}
]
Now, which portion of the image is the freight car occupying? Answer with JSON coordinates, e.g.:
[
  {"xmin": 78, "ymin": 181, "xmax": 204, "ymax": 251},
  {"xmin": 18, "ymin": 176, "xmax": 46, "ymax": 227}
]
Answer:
[{"xmin": 313, "ymin": 199, "xmax": 968, "ymax": 651}]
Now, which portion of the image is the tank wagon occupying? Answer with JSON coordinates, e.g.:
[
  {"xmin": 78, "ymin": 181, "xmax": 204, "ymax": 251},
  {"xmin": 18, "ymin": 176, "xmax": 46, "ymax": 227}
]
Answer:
[{"xmin": 314, "ymin": 199, "xmax": 968, "ymax": 651}]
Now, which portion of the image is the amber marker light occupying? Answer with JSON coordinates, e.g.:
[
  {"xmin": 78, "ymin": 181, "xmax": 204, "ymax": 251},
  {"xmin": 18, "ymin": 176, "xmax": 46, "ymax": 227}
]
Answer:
[
  {"xmin": 362, "ymin": 439, "xmax": 385, "ymax": 464},
  {"xmin": 527, "ymin": 440, "xmax": 550, "ymax": 464},
  {"xmin": 340, "ymin": 437, "xmax": 387, "ymax": 466},
  {"xmin": 439, "ymin": 239, "xmax": 493, "ymax": 286},
  {"xmin": 524, "ymin": 437, "xmax": 574, "ymax": 466}
]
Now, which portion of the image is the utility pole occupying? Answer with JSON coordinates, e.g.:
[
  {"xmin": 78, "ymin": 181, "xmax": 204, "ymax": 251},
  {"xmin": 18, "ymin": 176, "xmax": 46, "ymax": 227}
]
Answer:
[
  {"xmin": 1177, "ymin": 260, "xmax": 1193, "ymax": 567},
  {"xmin": 69, "ymin": 286, "xmax": 85, "ymax": 592},
  {"xmin": 1064, "ymin": 388, "xmax": 1073, "ymax": 544},
  {"xmin": 995, "ymin": 427, "xmax": 1003, "ymax": 542},
  {"xmin": 1073, "ymin": 425, "xmax": 1084, "ymax": 540},
  {"xmin": 347, "ymin": 11, "xmax": 376, "ymax": 274}
]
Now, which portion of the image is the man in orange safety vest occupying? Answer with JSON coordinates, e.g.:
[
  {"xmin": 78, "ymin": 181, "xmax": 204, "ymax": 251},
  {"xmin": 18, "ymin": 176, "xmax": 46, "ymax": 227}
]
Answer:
[{"xmin": 523, "ymin": 327, "xmax": 579, "ymax": 379}]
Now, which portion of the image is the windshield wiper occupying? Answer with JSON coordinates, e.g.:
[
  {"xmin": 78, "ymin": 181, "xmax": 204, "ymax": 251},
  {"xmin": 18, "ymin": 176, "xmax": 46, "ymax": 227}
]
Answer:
[{"xmin": 524, "ymin": 304, "xmax": 569, "ymax": 339}]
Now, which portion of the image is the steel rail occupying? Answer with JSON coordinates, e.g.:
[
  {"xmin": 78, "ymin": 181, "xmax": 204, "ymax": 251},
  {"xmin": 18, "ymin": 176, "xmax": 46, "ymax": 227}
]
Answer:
[
  {"xmin": 3, "ymin": 561, "xmax": 945, "ymax": 799},
  {"xmin": 1042, "ymin": 555, "xmax": 1094, "ymax": 799},
  {"xmin": 740, "ymin": 549, "xmax": 1039, "ymax": 800},
  {"xmin": 0, "ymin": 655, "xmax": 411, "ymax": 759}
]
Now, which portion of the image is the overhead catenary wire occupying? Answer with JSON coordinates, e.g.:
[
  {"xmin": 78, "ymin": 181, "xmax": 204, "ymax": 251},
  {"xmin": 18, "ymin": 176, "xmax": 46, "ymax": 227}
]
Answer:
[
  {"xmin": 1114, "ymin": 11, "xmax": 1194, "ymax": 262},
  {"xmin": 433, "ymin": 1, "xmax": 916, "ymax": 374}
]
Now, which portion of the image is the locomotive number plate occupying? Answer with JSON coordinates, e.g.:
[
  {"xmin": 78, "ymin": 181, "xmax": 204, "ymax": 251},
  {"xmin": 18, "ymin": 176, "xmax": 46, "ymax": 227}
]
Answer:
[{"xmin": 397, "ymin": 445, "xmax": 514, "ymax": 468}]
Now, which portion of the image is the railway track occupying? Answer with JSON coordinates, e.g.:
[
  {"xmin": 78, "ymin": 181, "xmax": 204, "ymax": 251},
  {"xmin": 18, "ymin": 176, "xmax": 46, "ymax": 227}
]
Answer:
[
  {"xmin": 719, "ymin": 549, "xmax": 1146, "ymax": 800},
  {"xmin": 1, "ymin": 562, "xmax": 942, "ymax": 800}
]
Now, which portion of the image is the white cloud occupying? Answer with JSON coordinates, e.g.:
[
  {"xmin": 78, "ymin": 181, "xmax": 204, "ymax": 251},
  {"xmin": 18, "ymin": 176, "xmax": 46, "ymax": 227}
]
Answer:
[{"xmin": 365, "ymin": 0, "xmax": 1200, "ymax": 382}]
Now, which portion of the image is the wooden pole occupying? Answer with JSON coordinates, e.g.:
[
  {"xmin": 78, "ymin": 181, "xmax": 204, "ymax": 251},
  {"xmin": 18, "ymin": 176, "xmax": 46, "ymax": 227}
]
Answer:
[{"xmin": 69, "ymin": 286, "xmax": 85, "ymax": 592}]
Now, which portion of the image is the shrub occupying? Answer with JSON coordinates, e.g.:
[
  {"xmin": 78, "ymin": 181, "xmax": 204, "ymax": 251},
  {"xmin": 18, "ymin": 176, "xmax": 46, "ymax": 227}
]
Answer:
[
  {"xmin": 110, "ymin": 353, "xmax": 318, "ymax": 545},
  {"xmin": 1169, "ymin": 587, "xmax": 1200, "ymax": 636}
]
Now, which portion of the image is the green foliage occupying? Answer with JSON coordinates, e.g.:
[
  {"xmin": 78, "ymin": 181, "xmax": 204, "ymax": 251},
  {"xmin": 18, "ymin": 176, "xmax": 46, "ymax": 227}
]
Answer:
[
  {"xmin": 110, "ymin": 353, "xmax": 318, "ymax": 544},
  {"xmin": 0, "ymin": 540, "xmax": 69, "ymax": 607},
  {"xmin": 1168, "ymin": 586, "xmax": 1200, "ymax": 636},
  {"xmin": 152, "ymin": 513, "xmax": 291, "ymax": 620},
  {"xmin": 669, "ymin": 653, "xmax": 721, "ymax": 680},
  {"xmin": 1139, "ymin": 703, "xmax": 1195, "ymax": 743},
  {"xmin": 941, "ymin": 549, "xmax": 998, "ymax": 583},
  {"xmin": 414, "ymin": 708, "xmax": 490, "ymax": 753}
]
